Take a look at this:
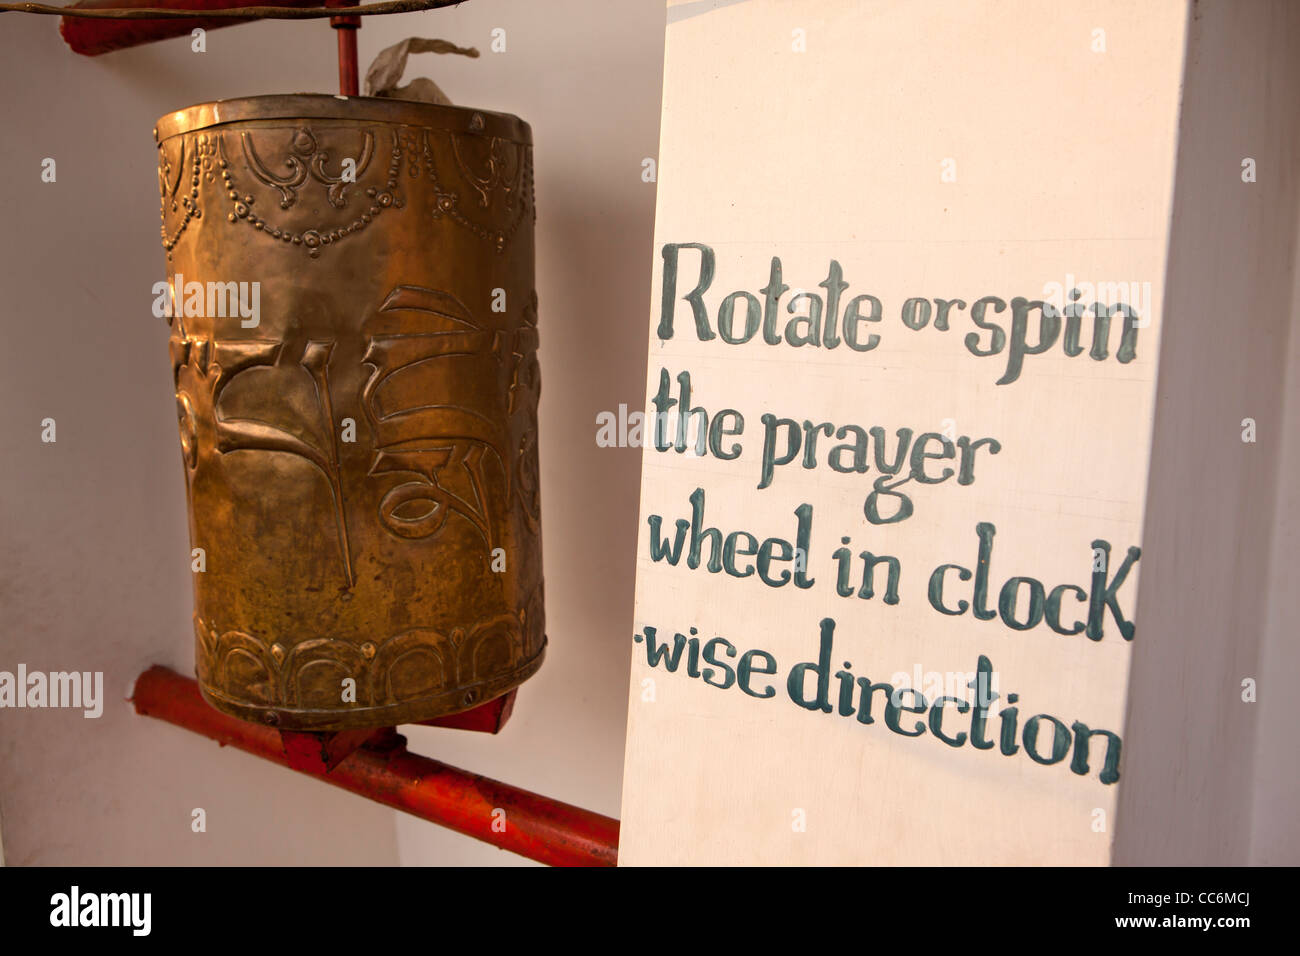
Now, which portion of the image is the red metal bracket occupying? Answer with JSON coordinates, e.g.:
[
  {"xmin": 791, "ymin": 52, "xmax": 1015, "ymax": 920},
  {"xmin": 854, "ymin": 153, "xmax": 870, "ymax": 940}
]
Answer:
[
  {"xmin": 420, "ymin": 688, "xmax": 516, "ymax": 734},
  {"xmin": 132, "ymin": 666, "xmax": 620, "ymax": 867},
  {"xmin": 59, "ymin": 0, "xmax": 362, "ymax": 96},
  {"xmin": 278, "ymin": 690, "xmax": 516, "ymax": 772}
]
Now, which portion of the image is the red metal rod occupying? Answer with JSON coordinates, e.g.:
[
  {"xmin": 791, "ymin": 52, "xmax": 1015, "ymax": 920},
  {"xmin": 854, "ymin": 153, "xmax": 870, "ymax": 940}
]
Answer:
[
  {"xmin": 327, "ymin": 0, "xmax": 360, "ymax": 96},
  {"xmin": 132, "ymin": 666, "xmax": 620, "ymax": 867},
  {"xmin": 336, "ymin": 26, "xmax": 358, "ymax": 95}
]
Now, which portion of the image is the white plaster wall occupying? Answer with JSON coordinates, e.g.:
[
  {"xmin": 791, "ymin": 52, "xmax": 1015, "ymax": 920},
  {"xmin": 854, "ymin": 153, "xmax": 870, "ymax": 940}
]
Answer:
[
  {"xmin": 1113, "ymin": 0, "xmax": 1300, "ymax": 865},
  {"xmin": 1251, "ymin": 140, "xmax": 1300, "ymax": 868}
]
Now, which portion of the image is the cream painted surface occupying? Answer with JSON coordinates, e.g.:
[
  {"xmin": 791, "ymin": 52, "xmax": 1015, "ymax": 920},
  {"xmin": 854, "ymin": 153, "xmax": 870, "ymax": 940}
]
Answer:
[{"xmin": 621, "ymin": 0, "xmax": 1188, "ymax": 865}]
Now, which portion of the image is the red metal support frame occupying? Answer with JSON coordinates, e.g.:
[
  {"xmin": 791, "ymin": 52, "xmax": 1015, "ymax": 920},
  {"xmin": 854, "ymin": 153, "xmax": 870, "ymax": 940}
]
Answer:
[
  {"xmin": 59, "ymin": 0, "xmax": 325, "ymax": 56},
  {"xmin": 60, "ymin": 0, "xmax": 360, "ymax": 97},
  {"xmin": 132, "ymin": 666, "xmax": 620, "ymax": 867}
]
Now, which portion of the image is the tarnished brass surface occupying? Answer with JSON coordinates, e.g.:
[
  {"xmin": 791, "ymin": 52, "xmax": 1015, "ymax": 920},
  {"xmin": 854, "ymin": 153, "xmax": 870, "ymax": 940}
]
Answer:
[{"xmin": 156, "ymin": 94, "xmax": 543, "ymax": 731}]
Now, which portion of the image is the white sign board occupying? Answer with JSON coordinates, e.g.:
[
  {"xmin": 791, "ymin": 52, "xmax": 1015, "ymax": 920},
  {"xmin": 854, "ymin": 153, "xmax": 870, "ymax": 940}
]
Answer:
[{"xmin": 620, "ymin": 0, "xmax": 1187, "ymax": 865}]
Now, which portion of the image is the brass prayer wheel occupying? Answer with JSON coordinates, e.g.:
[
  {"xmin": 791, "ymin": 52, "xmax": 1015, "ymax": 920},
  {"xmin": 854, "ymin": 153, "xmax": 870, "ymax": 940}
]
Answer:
[{"xmin": 155, "ymin": 94, "xmax": 544, "ymax": 731}]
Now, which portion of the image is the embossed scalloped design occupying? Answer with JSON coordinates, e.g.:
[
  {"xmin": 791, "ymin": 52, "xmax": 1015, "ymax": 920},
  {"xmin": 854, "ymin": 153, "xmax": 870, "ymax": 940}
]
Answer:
[{"xmin": 194, "ymin": 586, "xmax": 545, "ymax": 712}]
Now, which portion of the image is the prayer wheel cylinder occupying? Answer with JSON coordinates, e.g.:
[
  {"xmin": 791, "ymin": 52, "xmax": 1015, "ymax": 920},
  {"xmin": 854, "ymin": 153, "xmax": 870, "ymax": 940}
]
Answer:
[{"xmin": 155, "ymin": 95, "xmax": 544, "ymax": 731}]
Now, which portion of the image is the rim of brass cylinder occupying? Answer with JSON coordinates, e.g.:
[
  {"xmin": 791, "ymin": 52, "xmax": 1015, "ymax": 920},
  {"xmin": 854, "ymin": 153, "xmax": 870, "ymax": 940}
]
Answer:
[{"xmin": 156, "ymin": 93, "xmax": 531, "ymax": 143}]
